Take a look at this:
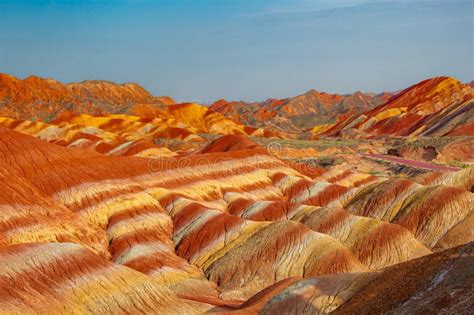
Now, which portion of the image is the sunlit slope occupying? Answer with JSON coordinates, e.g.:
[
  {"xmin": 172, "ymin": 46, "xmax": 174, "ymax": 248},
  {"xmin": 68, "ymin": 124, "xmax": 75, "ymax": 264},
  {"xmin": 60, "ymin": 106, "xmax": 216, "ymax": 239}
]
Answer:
[
  {"xmin": 0, "ymin": 73, "xmax": 169, "ymax": 120},
  {"xmin": 316, "ymin": 77, "xmax": 474, "ymax": 137},
  {"xmin": 0, "ymin": 129, "xmax": 472, "ymax": 312},
  {"xmin": 221, "ymin": 242, "xmax": 473, "ymax": 314}
]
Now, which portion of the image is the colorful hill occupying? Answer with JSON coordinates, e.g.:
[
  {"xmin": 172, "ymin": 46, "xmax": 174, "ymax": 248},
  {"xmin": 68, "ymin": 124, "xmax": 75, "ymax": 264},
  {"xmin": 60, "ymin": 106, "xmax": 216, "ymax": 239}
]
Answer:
[
  {"xmin": 316, "ymin": 77, "xmax": 474, "ymax": 138},
  {"xmin": 0, "ymin": 110, "xmax": 281, "ymax": 159},
  {"xmin": 0, "ymin": 73, "xmax": 473, "ymax": 313},
  {"xmin": 210, "ymin": 90, "xmax": 391, "ymax": 132},
  {"xmin": 3, "ymin": 73, "xmax": 471, "ymax": 139},
  {"xmin": 211, "ymin": 77, "xmax": 474, "ymax": 138},
  {"xmin": 219, "ymin": 241, "xmax": 473, "ymax": 314},
  {"xmin": 0, "ymin": 124, "xmax": 472, "ymax": 312},
  {"xmin": 0, "ymin": 73, "xmax": 174, "ymax": 120}
]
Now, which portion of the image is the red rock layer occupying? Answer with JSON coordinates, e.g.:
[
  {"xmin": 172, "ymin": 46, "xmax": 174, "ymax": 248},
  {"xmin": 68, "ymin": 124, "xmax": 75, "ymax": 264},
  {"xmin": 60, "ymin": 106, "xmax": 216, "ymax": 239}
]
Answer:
[
  {"xmin": 345, "ymin": 178, "xmax": 474, "ymax": 249},
  {"xmin": 210, "ymin": 89, "xmax": 390, "ymax": 132},
  {"xmin": 0, "ymin": 128, "xmax": 472, "ymax": 312},
  {"xmin": 216, "ymin": 242, "xmax": 473, "ymax": 314},
  {"xmin": 200, "ymin": 135, "xmax": 260, "ymax": 153},
  {"xmin": 0, "ymin": 242, "xmax": 207, "ymax": 314},
  {"xmin": 0, "ymin": 73, "xmax": 172, "ymax": 120},
  {"xmin": 227, "ymin": 199, "xmax": 430, "ymax": 269},
  {"xmin": 321, "ymin": 77, "xmax": 474, "ymax": 137}
]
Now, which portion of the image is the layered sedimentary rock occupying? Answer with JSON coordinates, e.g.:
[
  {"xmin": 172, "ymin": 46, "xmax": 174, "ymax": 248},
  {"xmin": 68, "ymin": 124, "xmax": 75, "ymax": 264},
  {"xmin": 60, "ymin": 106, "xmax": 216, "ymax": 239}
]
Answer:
[
  {"xmin": 210, "ymin": 89, "xmax": 390, "ymax": 132},
  {"xmin": 0, "ymin": 128, "xmax": 219, "ymax": 305},
  {"xmin": 0, "ymin": 73, "xmax": 279, "ymax": 140},
  {"xmin": 130, "ymin": 103, "xmax": 276, "ymax": 137},
  {"xmin": 0, "ymin": 129, "xmax": 358, "ymax": 306},
  {"xmin": 0, "ymin": 115, "xmax": 181, "ymax": 158},
  {"xmin": 414, "ymin": 167, "xmax": 474, "ymax": 192},
  {"xmin": 0, "ymin": 242, "xmax": 208, "ymax": 314},
  {"xmin": 0, "ymin": 107, "xmax": 281, "ymax": 159},
  {"xmin": 0, "ymin": 159, "xmax": 108, "ymax": 256},
  {"xmin": 0, "ymin": 73, "xmax": 170, "ymax": 120},
  {"xmin": 221, "ymin": 242, "xmax": 473, "ymax": 314},
  {"xmin": 344, "ymin": 178, "xmax": 473, "ymax": 249},
  {"xmin": 227, "ymin": 200, "xmax": 430, "ymax": 269},
  {"xmin": 333, "ymin": 241, "xmax": 474, "ymax": 314},
  {"xmin": 182, "ymin": 217, "xmax": 364, "ymax": 300},
  {"xmin": 318, "ymin": 77, "xmax": 474, "ymax": 137},
  {"xmin": 0, "ymin": 69, "xmax": 473, "ymax": 314},
  {"xmin": 0, "ymin": 111, "xmax": 472, "ymax": 313}
]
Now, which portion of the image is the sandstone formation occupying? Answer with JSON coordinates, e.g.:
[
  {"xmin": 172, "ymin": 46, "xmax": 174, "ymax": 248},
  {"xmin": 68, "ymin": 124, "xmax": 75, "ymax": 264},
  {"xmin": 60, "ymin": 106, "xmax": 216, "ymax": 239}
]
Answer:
[
  {"xmin": 219, "ymin": 242, "xmax": 473, "ymax": 314},
  {"xmin": 210, "ymin": 89, "xmax": 391, "ymax": 132},
  {"xmin": 318, "ymin": 77, "xmax": 474, "ymax": 138},
  {"xmin": 0, "ymin": 127, "xmax": 471, "ymax": 312},
  {"xmin": 0, "ymin": 73, "xmax": 168, "ymax": 120},
  {"xmin": 0, "ymin": 73, "xmax": 472, "ymax": 313}
]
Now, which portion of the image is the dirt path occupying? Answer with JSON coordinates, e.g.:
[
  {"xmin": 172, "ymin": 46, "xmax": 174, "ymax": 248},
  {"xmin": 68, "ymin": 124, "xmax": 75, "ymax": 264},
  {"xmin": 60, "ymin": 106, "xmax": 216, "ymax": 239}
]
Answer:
[{"xmin": 360, "ymin": 153, "xmax": 460, "ymax": 172}]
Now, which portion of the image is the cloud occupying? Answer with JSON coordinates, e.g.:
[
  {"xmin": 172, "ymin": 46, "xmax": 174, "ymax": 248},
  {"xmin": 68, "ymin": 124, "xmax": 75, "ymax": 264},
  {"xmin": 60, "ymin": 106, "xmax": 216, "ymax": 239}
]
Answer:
[
  {"xmin": 239, "ymin": 0, "xmax": 467, "ymax": 18},
  {"xmin": 241, "ymin": 0, "xmax": 371, "ymax": 18}
]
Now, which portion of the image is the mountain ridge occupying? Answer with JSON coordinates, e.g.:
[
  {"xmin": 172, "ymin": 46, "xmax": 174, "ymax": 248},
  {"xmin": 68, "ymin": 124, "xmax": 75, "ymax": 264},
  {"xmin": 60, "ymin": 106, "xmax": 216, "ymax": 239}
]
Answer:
[
  {"xmin": 2, "ymin": 73, "xmax": 471, "ymax": 138},
  {"xmin": 318, "ymin": 76, "xmax": 474, "ymax": 137}
]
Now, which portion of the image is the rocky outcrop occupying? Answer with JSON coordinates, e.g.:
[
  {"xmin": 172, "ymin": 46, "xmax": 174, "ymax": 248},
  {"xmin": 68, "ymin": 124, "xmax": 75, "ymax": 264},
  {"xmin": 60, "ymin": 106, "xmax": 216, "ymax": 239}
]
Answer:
[
  {"xmin": 318, "ymin": 77, "xmax": 474, "ymax": 137},
  {"xmin": 0, "ymin": 73, "xmax": 170, "ymax": 120},
  {"xmin": 0, "ymin": 243, "xmax": 207, "ymax": 314},
  {"xmin": 0, "ymin": 121, "xmax": 472, "ymax": 312},
  {"xmin": 220, "ymin": 242, "xmax": 473, "ymax": 314},
  {"xmin": 210, "ymin": 89, "xmax": 390, "ymax": 132}
]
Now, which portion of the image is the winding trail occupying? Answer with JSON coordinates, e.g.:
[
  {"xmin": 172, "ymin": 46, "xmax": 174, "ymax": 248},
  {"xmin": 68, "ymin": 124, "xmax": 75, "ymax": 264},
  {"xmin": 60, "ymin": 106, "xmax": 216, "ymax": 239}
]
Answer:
[{"xmin": 360, "ymin": 153, "xmax": 460, "ymax": 172}]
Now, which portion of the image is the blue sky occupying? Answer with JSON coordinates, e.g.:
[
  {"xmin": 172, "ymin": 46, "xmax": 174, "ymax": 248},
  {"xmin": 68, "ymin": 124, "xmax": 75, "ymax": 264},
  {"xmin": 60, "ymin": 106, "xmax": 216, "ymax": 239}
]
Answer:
[{"xmin": 0, "ymin": 0, "xmax": 472, "ymax": 102}]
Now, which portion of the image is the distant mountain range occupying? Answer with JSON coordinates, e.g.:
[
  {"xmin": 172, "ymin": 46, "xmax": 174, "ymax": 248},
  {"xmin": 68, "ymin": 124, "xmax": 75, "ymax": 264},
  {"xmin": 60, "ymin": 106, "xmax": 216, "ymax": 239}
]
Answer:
[
  {"xmin": 0, "ymin": 72, "xmax": 473, "ymax": 313},
  {"xmin": 316, "ymin": 77, "xmax": 474, "ymax": 138},
  {"xmin": 210, "ymin": 90, "xmax": 392, "ymax": 132},
  {"xmin": 0, "ymin": 73, "xmax": 174, "ymax": 121},
  {"xmin": 0, "ymin": 73, "xmax": 472, "ymax": 138}
]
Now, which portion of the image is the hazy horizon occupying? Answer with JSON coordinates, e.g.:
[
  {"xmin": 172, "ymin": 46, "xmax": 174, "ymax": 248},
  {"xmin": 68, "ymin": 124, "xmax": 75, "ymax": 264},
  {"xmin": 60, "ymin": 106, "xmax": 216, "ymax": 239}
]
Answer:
[
  {"xmin": 1, "ymin": 0, "xmax": 472, "ymax": 102},
  {"xmin": 1, "ymin": 71, "xmax": 471, "ymax": 105}
]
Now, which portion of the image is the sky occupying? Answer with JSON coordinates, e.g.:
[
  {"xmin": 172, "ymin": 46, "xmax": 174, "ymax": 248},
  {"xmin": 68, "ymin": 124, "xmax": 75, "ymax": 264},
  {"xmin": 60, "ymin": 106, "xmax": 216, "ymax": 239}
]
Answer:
[{"xmin": 0, "ymin": 0, "xmax": 472, "ymax": 102}]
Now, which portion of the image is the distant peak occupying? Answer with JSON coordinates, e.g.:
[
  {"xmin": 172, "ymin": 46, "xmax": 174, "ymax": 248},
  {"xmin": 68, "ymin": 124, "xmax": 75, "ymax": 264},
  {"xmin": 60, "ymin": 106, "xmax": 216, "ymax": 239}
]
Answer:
[
  {"xmin": 416, "ymin": 76, "xmax": 462, "ymax": 88},
  {"xmin": 0, "ymin": 73, "xmax": 19, "ymax": 82},
  {"xmin": 73, "ymin": 79, "xmax": 126, "ymax": 86},
  {"xmin": 212, "ymin": 99, "xmax": 229, "ymax": 105},
  {"xmin": 304, "ymin": 89, "xmax": 320, "ymax": 96}
]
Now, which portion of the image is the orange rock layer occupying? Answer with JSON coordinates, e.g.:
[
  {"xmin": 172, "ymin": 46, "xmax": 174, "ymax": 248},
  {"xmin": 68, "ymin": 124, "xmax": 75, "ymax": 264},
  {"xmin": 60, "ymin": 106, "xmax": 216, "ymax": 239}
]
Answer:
[
  {"xmin": 0, "ymin": 127, "xmax": 472, "ymax": 312},
  {"xmin": 317, "ymin": 77, "xmax": 474, "ymax": 137}
]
